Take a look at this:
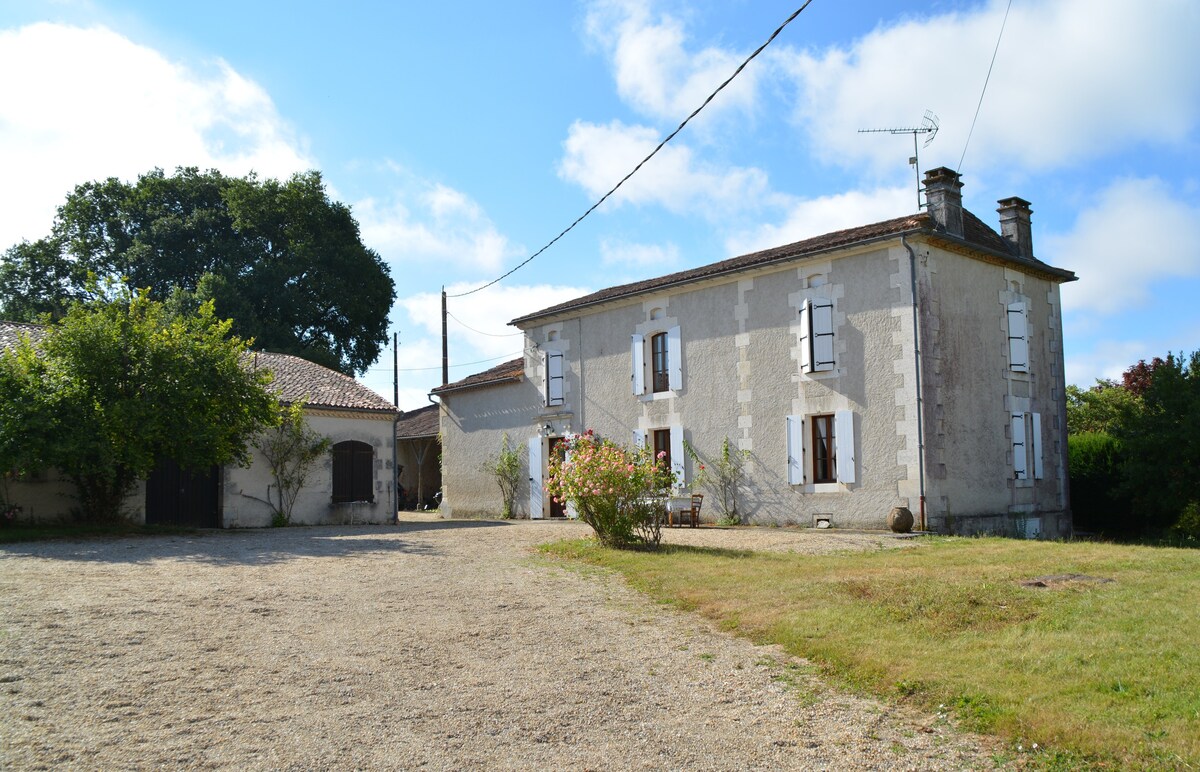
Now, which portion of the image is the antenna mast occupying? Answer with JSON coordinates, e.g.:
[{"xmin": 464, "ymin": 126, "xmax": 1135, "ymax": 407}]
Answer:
[{"xmin": 859, "ymin": 111, "xmax": 939, "ymax": 210}]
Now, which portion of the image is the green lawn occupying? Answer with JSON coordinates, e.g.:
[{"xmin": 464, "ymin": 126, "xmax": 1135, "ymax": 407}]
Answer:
[{"xmin": 541, "ymin": 536, "xmax": 1200, "ymax": 769}]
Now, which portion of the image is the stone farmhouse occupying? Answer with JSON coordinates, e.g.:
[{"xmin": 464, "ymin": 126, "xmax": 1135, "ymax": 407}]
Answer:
[
  {"xmin": 0, "ymin": 326, "xmax": 399, "ymax": 527},
  {"xmin": 433, "ymin": 168, "xmax": 1077, "ymax": 536}
]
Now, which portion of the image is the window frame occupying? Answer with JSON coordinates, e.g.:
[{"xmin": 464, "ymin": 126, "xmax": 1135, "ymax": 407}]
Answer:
[
  {"xmin": 810, "ymin": 414, "xmax": 836, "ymax": 484},
  {"xmin": 650, "ymin": 332, "xmax": 670, "ymax": 393},
  {"xmin": 332, "ymin": 440, "xmax": 374, "ymax": 503}
]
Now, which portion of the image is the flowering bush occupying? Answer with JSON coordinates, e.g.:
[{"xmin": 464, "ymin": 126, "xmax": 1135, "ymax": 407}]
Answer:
[{"xmin": 544, "ymin": 430, "xmax": 674, "ymax": 548}]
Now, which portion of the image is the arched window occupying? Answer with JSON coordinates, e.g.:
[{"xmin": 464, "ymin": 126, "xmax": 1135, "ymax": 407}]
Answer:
[
  {"xmin": 332, "ymin": 440, "xmax": 374, "ymax": 503},
  {"xmin": 651, "ymin": 332, "xmax": 670, "ymax": 393}
]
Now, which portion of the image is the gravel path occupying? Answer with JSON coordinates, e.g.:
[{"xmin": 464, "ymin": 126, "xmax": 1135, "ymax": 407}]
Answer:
[{"xmin": 1, "ymin": 519, "xmax": 999, "ymax": 770}]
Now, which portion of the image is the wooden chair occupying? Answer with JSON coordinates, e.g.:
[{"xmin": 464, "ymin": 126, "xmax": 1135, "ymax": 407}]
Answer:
[{"xmin": 678, "ymin": 493, "xmax": 702, "ymax": 528}]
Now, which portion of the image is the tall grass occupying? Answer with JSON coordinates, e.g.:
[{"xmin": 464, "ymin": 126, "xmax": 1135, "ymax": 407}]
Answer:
[{"xmin": 542, "ymin": 537, "xmax": 1200, "ymax": 768}]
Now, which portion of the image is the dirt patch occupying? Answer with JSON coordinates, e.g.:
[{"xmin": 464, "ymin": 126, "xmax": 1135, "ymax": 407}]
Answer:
[
  {"xmin": 1, "ymin": 519, "xmax": 997, "ymax": 769},
  {"xmin": 1020, "ymin": 573, "xmax": 1115, "ymax": 589}
]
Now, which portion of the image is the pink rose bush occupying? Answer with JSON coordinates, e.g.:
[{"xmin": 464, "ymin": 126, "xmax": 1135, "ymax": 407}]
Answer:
[{"xmin": 544, "ymin": 429, "xmax": 674, "ymax": 548}]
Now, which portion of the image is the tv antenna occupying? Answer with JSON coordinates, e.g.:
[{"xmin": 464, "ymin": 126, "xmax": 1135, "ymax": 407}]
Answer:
[{"xmin": 859, "ymin": 110, "xmax": 939, "ymax": 210}]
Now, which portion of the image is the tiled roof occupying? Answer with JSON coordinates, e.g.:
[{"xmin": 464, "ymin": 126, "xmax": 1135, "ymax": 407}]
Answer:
[
  {"xmin": 0, "ymin": 321, "xmax": 46, "ymax": 350},
  {"xmin": 512, "ymin": 209, "xmax": 1074, "ymax": 325},
  {"xmin": 430, "ymin": 358, "xmax": 524, "ymax": 396},
  {"xmin": 395, "ymin": 403, "xmax": 439, "ymax": 439},
  {"xmin": 245, "ymin": 351, "xmax": 397, "ymax": 413}
]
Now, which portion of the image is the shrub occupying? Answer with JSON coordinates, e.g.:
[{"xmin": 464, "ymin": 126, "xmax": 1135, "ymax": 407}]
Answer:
[
  {"xmin": 686, "ymin": 436, "xmax": 748, "ymax": 525},
  {"xmin": 1067, "ymin": 432, "xmax": 1131, "ymax": 535},
  {"xmin": 544, "ymin": 430, "xmax": 673, "ymax": 548},
  {"xmin": 483, "ymin": 434, "xmax": 523, "ymax": 519}
]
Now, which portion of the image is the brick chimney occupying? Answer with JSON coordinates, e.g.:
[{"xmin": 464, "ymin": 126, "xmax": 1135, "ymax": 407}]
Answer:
[
  {"xmin": 923, "ymin": 167, "xmax": 964, "ymax": 237},
  {"xmin": 997, "ymin": 196, "xmax": 1033, "ymax": 259}
]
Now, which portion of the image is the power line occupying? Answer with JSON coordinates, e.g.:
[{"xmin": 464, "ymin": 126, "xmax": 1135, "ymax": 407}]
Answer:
[
  {"xmin": 447, "ymin": 2, "xmax": 814, "ymax": 298},
  {"xmin": 446, "ymin": 309, "xmax": 523, "ymax": 337},
  {"xmin": 958, "ymin": 0, "xmax": 1012, "ymax": 175}
]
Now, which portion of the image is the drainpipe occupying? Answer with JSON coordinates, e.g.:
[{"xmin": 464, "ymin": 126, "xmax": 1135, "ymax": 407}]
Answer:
[{"xmin": 901, "ymin": 235, "xmax": 928, "ymax": 531}]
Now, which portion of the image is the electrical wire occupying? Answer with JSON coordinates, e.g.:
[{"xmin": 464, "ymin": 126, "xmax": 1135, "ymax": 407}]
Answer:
[
  {"xmin": 446, "ymin": 309, "xmax": 523, "ymax": 337},
  {"xmin": 957, "ymin": 0, "xmax": 1013, "ymax": 175},
  {"xmin": 447, "ymin": 2, "xmax": 814, "ymax": 298}
]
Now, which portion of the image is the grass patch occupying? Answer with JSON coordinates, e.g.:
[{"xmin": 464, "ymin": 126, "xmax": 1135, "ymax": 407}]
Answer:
[
  {"xmin": 540, "ymin": 536, "xmax": 1200, "ymax": 768},
  {"xmin": 0, "ymin": 522, "xmax": 199, "ymax": 544}
]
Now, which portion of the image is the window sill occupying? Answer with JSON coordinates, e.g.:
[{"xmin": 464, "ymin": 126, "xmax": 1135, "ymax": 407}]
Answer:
[
  {"xmin": 639, "ymin": 390, "xmax": 676, "ymax": 402},
  {"xmin": 794, "ymin": 482, "xmax": 848, "ymax": 494}
]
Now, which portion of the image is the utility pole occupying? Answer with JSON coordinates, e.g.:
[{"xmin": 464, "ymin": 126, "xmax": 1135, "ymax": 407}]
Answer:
[
  {"xmin": 441, "ymin": 287, "xmax": 449, "ymax": 386},
  {"xmin": 392, "ymin": 331, "xmax": 398, "ymax": 408}
]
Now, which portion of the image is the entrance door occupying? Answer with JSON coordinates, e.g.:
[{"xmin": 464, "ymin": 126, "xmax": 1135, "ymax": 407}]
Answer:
[
  {"xmin": 547, "ymin": 437, "xmax": 567, "ymax": 518},
  {"xmin": 146, "ymin": 458, "xmax": 220, "ymax": 527}
]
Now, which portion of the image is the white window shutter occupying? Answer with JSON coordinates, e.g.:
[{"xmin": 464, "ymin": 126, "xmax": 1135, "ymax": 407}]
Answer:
[
  {"xmin": 667, "ymin": 325, "xmax": 682, "ymax": 390},
  {"xmin": 1008, "ymin": 301, "xmax": 1029, "ymax": 372},
  {"xmin": 563, "ymin": 446, "xmax": 579, "ymax": 519},
  {"xmin": 539, "ymin": 350, "xmax": 548, "ymax": 406},
  {"xmin": 545, "ymin": 350, "xmax": 564, "ymax": 406},
  {"xmin": 632, "ymin": 429, "xmax": 646, "ymax": 448},
  {"xmin": 670, "ymin": 425, "xmax": 685, "ymax": 488},
  {"xmin": 786, "ymin": 415, "xmax": 805, "ymax": 485},
  {"xmin": 834, "ymin": 409, "xmax": 856, "ymax": 484},
  {"xmin": 631, "ymin": 334, "xmax": 645, "ymax": 395},
  {"xmin": 1011, "ymin": 413, "xmax": 1028, "ymax": 480},
  {"xmin": 798, "ymin": 299, "xmax": 813, "ymax": 373},
  {"xmin": 528, "ymin": 437, "xmax": 543, "ymax": 518},
  {"xmin": 811, "ymin": 300, "xmax": 835, "ymax": 372},
  {"xmin": 1031, "ymin": 412, "xmax": 1044, "ymax": 480}
]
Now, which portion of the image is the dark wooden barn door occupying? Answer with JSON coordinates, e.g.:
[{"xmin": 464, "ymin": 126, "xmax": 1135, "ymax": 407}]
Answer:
[{"xmin": 146, "ymin": 458, "xmax": 220, "ymax": 527}]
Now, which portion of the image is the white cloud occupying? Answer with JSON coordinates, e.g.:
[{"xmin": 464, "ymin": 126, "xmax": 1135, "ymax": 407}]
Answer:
[
  {"xmin": 1046, "ymin": 177, "xmax": 1200, "ymax": 315},
  {"xmin": 356, "ymin": 178, "xmax": 520, "ymax": 274},
  {"xmin": 584, "ymin": 0, "xmax": 760, "ymax": 127},
  {"xmin": 600, "ymin": 239, "xmax": 680, "ymax": 270},
  {"xmin": 724, "ymin": 186, "xmax": 913, "ymax": 256},
  {"xmin": 0, "ymin": 22, "xmax": 313, "ymax": 249},
  {"xmin": 780, "ymin": 0, "xmax": 1200, "ymax": 174},
  {"xmin": 558, "ymin": 119, "xmax": 773, "ymax": 217}
]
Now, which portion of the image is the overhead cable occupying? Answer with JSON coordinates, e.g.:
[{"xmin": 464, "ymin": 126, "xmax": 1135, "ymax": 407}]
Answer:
[
  {"xmin": 447, "ymin": 2, "xmax": 814, "ymax": 298},
  {"xmin": 958, "ymin": 0, "xmax": 1013, "ymax": 175}
]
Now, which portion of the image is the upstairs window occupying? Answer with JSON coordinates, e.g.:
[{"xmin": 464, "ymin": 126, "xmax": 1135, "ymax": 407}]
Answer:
[
  {"xmin": 799, "ymin": 298, "xmax": 835, "ymax": 373},
  {"xmin": 631, "ymin": 326, "xmax": 682, "ymax": 395},
  {"xmin": 1008, "ymin": 301, "xmax": 1029, "ymax": 372},
  {"xmin": 332, "ymin": 440, "xmax": 374, "ymax": 503},
  {"xmin": 543, "ymin": 350, "xmax": 564, "ymax": 407}
]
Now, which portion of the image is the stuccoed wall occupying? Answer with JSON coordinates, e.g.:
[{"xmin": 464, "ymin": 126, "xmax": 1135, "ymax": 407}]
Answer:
[
  {"xmin": 915, "ymin": 237, "xmax": 1070, "ymax": 536},
  {"xmin": 4, "ymin": 470, "xmax": 145, "ymax": 524},
  {"xmin": 222, "ymin": 410, "xmax": 397, "ymax": 527},
  {"xmin": 438, "ymin": 379, "xmax": 544, "ymax": 518}
]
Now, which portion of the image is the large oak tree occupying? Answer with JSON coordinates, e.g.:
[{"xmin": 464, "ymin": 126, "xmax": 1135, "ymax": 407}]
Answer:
[{"xmin": 0, "ymin": 167, "xmax": 394, "ymax": 375}]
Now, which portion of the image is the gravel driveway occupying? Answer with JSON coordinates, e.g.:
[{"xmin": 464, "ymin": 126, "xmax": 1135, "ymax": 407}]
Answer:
[{"xmin": 1, "ymin": 519, "xmax": 998, "ymax": 770}]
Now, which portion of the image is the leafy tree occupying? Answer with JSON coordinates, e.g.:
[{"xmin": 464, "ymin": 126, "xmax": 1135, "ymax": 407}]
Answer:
[
  {"xmin": 685, "ymin": 436, "xmax": 748, "ymax": 525},
  {"xmin": 1115, "ymin": 350, "xmax": 1200, "ymax": 533},
  {"xmin": 1065, "ymin": 380, "xmax": 1141, "ymax": 435},
  {"xmin": 1067, "ymin": 432, "xmax": 1131, "ymax": 535},
  {"xmin": 249, "ymin": 401, "xmax": 331, "ymax": 526},
  {"xmin": 0, "ymin": 289, "xmax": 278, "ymax": 522},
  {"xmin": 482, "ymin": 433, "xmax": 523, "ymax": 519},
  {"xmin": 0, "ymin": 167, "xmax": 394, "ymax": 375}
]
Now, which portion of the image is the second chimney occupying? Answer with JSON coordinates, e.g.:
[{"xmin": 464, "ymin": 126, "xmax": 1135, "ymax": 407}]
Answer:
[{"xmin": 997, "ymin": 197, "xmax": 1033, "ymax": 260}]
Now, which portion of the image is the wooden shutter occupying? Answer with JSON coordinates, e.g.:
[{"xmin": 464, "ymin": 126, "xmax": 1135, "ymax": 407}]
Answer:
[
  {"xmin": 834, "ymin": 409, "xmax": 856, "ymax": 484},
  {"xmin": 352, "ymin": 443, "xmax": 373, "ymax": 501},
  {"xmin": 1031, "ymin": 412, "xmax": 1044, "ymax": 480},
  {"xmin": 670, "ymin": 425, "xmax": 685, "ymax": 488},
  {"xmin": 528, "ymin": 437, "xmax": 543, "ymax": 519},
  {"xmin": 811, "ymin": 300, "xmax": 835, "ymax": 372},
  {"xmin": 798, "ymin": 300, "xmax": 813, "ymax": 373},
  {"xmin": 667, "ymin": 326, "xmax": 682, "ymax": 390},
  {"xmin": 1011, "ymin": 413, "xmax": 1028, "ymax": 480},
  {"xmin": 631, "ymin": 334, "xmax": 645, "ymax": 395},
  {"xmin": 545, "ymin": 350, "xmax": 564, "ymax": 406},
  {"xmin": 1008, "ymin": 301, "xmax": 1029, "ymax": 372},
  {"xmin": 786, "ymin": 415, "xmax": 805, "ymax": 485}
]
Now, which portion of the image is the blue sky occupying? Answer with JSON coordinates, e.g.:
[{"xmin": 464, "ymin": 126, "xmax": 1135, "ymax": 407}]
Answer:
[{"xmin": 2, "ymin": 0, "xmax": 1198, "ymax": 407}]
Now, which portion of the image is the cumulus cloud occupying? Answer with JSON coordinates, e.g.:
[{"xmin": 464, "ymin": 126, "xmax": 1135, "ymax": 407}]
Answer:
[
  {"xmin": 355, "ymin": 177, "xmax": 521, "ymax": 274},
  {"xmin": 583, "ymin": 0, "xmax": 761, "ymax": 127},
  {"xmin": 558, "ymin": 119, "xmax": 774, "ymax": 217},
  {"xmin": 1045, "ymin": 177, "xmax": 1200, "ymax": 315},
  {"xmin": 724, "ymin": 186, "xmax": 913, "ymax": 256},
  {"xmin": 780, "ymin": 0, "xmax": 1200, "ymax": 175},
  {"xmin": 0, "ymin": 22, "xmax": 313, "ymax": 249}
]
